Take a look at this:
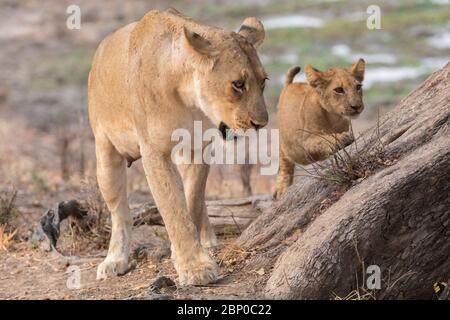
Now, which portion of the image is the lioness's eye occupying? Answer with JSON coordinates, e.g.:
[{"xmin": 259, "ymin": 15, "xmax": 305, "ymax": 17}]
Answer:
[
  {"xmin": 334, "ymin": 87, "xmax": 345, "ymax": 94},
  {"xmin": 261, "ymin": 77, "xmax": 269, "ymax": 90},
  {"xmin": 232, "ymin": 80, "xmax": 245, "ymax": 93},
  {"xmin": 356, "ymin": 84, "xmax": 362, "ymax": 91}
]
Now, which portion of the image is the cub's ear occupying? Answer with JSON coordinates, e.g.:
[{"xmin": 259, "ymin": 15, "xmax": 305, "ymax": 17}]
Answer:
[
  {"xmin": 238, "ymin": 17, "xmax": 265, "ymax": 48},
  {"xmin": 183, "ymin": 27, "xmax": 219, "ymax": 57},
  {"xmin": 349, "ymin": 58, "xmax": 365, "ymax": 82},
  {"xmin": 305, "ymin": 65, "xmax": 326, "ymax": 88}
]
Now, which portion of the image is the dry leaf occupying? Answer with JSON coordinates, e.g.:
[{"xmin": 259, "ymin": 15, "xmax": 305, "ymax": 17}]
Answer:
[
  {"xmin": 0, "ymin": 225, "xmax": 17, "ymax": 252},
  {"xmin": 255, "ymin": 268, "xmax": 265, "ymax": 276}
]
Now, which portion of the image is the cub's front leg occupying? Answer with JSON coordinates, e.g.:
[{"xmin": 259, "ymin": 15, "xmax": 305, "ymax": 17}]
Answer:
[
  {"xmin": 141, "ymin": 149, "xmax": 218, "ymax": 286},
  {"xmin": 302, "ymin": 131, "xmax": 354, "ymax": 162},
  {"xmin": 274, "ymin": 148, "xmax": 295, "ymax": 199}
]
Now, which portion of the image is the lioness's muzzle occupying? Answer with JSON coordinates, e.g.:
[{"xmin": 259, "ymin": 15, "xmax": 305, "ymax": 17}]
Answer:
[{"xmin": 219, "ymin": 122, "xmax": 230, "ymax": 140}]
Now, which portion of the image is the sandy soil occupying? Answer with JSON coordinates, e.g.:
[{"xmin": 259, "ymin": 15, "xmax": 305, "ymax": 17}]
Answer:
[{"xmin": 0, "ymin": 236, "xmax": 267, "ymax": 300}]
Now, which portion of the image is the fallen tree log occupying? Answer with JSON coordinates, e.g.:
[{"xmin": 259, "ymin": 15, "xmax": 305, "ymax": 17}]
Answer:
[
  {"xmin": 237, "ymin": 63, "xmax": 450, "ymax": 299},
  {"xmin": 40, "ymin": 195, "xmax": 270, "ymax": 249},
  {"xmin": 131, "ymin": 195, "xmax": 271, "ymax": 234}
]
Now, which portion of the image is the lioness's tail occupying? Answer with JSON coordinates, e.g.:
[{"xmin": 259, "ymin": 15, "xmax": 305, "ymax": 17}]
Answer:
[{"xmin": 285, "ymin": 66, "xmax": 301, "ymax": 86}]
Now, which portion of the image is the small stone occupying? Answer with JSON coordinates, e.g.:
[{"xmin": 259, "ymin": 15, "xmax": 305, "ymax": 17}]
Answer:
[{"xmin": 149, "ymin": 276, "xmax": 176, "ymax": 294}]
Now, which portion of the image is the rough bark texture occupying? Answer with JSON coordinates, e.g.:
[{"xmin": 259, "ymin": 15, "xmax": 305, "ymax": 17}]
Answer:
[{"xmin": 237, "ymin": 63, "xmax": 450, "ymax": 299}]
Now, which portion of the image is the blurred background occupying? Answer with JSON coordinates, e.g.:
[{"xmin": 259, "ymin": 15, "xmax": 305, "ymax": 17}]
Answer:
[{"xmin": 0, "ymin": 0, "xmax": 448, "ymax": 213}]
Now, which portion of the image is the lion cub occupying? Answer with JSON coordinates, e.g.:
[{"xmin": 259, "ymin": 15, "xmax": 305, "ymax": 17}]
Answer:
[{"xmin": 274, "ymin": 59, "xmax": 366, "ymax": 199}]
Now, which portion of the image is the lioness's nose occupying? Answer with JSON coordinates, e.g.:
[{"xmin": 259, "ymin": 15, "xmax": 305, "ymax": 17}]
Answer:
[
  {"xmin": 250, "ymin": 120, "xmax": 264, "ymax": 130},
  {"xmin": 251, "ymin": 115, "xmax": 268, "ymax": 129},
  {"xmin": 350, "ymin": 105, "xmax": 362, "ymax": 111},
  {"xmin": 250, "ymin": 109, "xmax": 268, "ymax": 129}
]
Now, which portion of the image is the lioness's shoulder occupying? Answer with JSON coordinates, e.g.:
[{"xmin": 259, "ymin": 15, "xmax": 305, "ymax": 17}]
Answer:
[{"xmin": 135, "ymin": 8, "xmax": 204, "ymax": 34}]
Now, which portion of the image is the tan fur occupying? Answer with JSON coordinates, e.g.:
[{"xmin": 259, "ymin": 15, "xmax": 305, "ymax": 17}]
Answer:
[
  {"xmin": 88, "ymin": 9, "xmax": 268, "ymax": 285},
  {"xmin": 274, "ymin": 59, "xmax": 365, "ymax": 198}
]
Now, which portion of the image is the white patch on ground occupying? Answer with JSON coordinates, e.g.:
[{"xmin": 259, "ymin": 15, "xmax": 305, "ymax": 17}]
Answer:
[
  {"xmin": 262, "ymin": 15, "xmax": 324, "ymax": 30},
  {"xmin": 274, "ymin": 50, "xmax": 448, "ymax": 88},
  {"xmin": 364, "ymin": 67, "xmax": 422, "ymax": 88},
  {"xmin": 332, "ymin": 44, "xmax": 397, "ymax": 64},
  {"xmin": 430, "ymin": 0, "xmax": 449, "ymax": 5},
  {"xmin": 427, "ymin": 30, "xmax": 450, "ymax": 49},
  {"xmin": 421, "ymin": 57, "xmax": 449, "ymax": 69},
  {"xmin": 261, "ymin": 52, "xmax": 298, "ymax": 65},
  {"xmin": 364, "ymin": 58, "xmax": 448, "ymax": 88}
]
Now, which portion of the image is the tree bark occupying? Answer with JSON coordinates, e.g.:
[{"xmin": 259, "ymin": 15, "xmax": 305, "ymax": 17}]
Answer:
[{"xmin": 237, "ymin": 63, "xmax": 450, "ymax": 299}]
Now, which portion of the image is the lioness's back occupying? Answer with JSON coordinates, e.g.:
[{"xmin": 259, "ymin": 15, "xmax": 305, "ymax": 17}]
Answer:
[
  {"xmin": 88, "ymin": 9, "xmax": 220, "ymax": 136},
  {"xmin": 88, "ymin": 22, "xmax": 137, "ymax": 133}
]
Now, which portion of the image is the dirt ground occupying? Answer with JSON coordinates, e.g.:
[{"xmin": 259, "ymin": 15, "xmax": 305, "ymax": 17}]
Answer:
[
  {"xmin": 0, "ymin": 236, "xmax": 269, "ymax": 300},
  {"xmin": 0, "ymin": 0, "xmax": 402, "ymax": 300}
]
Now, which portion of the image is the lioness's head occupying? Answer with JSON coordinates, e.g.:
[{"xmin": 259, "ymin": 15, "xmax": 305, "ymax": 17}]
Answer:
[
  {"xmin": 304, "ymin": 59, "xmax": 366, "ymax": 118},
  {"xmin": 183, "ymin": 18, "xmax": 269, "ymax": 137}
]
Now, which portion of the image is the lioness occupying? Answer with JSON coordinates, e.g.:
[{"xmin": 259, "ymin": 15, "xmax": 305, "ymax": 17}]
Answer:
[
  {"xmin": 88, "ymin": 9, "xmax": 268, "ymax": 285},
  {"xmin": 274, "ymin": 59, "xmax": 365, "ymax": 198}
]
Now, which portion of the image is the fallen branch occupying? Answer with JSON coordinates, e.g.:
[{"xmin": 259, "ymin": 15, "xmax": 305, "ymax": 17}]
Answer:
[{"xmin": 39, "ymin": 195, "xmax": 271, "ymax": 249}]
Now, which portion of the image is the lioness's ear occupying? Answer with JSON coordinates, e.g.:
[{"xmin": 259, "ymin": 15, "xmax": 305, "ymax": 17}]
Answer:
[
  {"xmin": 238, "ymin": 17, "xmax": 265, "ymax": 48},
  {"xmin": 349, "ymin": 58, "xmax": 365, "ymax": 82},
  {"xmin": 305, "ymin": 64, "xmax": 326, "ymax": 88},
  {"xmin": 183, "ymin": 27, "xmax": 219, "ymax": 57}
]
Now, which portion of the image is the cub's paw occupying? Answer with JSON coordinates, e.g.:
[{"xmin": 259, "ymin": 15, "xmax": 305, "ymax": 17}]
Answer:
[
  {"xmin": 177, "ymin": 255, "xmax": 218, "ymax": 286},
  {"xmin": 339, "ymin": 132, "xmax": 354, "ymax": 148},
  {"xmin": 96, "ymin": 258, "xmax": 129, "ymax": 280}
]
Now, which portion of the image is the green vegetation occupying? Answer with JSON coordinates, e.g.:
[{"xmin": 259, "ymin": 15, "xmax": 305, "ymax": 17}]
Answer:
[
  {"xmin": 29, "ymin": 0, "xmax": 449, "ymax": 120},
  {"xmin": 30, "ymin": 45, "xmax": 94, "ymax": 90}
]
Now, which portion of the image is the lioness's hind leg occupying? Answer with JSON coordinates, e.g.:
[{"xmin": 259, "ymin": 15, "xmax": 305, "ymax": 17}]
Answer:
[{"xmin": 95, "ymin": 136, "xmax": 132, "ymax": 280}]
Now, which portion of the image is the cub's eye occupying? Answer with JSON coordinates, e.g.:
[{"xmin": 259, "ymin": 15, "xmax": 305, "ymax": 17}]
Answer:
[
  {"xmin": 232, "ymin": 80, "xmax": 245, "ymax": 93},
  {"xmin": 356, "ymin": 84, "xmax": 362, "ymax": 91},
  {"xmin": 334, "ymin": 87, "xmax": 345, "ymax": 94}
]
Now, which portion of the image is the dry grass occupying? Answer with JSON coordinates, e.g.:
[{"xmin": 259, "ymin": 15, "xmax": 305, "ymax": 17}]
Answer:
[
  {"xmin": 217, "ymin": 242, "xmax": 252, "ymax": 269},
  {"xmin": 0, "ymin": 190, "xmax": 19, "ymax": 251},
  {"xmin": 298, "ymin": 119, "xmax": 397, "ymax": 190},
  {"xmin": 0, "ymin": 189, "xmax": 18, "ymax": 229},
  {"xmin": 0, "ymin": 225, "xmax": 17, "ymax": 252},
  {"xmin": 58, "ymin": 178, "xmax": 111, "ymax": 254},
  {"xmin": 332, "ymin": 239, "xmax": 377, "ymax": 300},
  {"xmin": 332, "ymin": 288, "xmax": 376, "ymax": 300}
]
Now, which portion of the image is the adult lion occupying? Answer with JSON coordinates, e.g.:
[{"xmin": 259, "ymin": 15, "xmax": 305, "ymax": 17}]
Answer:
[{"xmin": 88, "ymin": 8, "xmax": 268, "ymax": 285}]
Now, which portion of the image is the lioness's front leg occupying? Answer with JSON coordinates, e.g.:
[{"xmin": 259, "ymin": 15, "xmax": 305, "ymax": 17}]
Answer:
[
  {"xmin": 95, "ymin": 136, "xmax": 132, "ymax": 279},
  {"xmin": 179, "ymin": 162, "xmax": 217, "ymax": 248},
  {"xmin": 141, "ymin": 150, "xmax": 218, "ymax": 285}
]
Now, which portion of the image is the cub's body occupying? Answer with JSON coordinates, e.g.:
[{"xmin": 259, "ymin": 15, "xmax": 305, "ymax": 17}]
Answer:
[{"xmin": 275, "ymin": 61, "xmax": 365, "ymax": 198}]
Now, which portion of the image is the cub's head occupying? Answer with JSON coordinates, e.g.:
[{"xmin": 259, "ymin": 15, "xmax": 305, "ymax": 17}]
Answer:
[
  {"xmin": 304, "ymin": 59, "xmax": 366, "ymax": 118},
  {"xmin": 183, "ymin": 18, "xmax": 268, "ymax": 136}
]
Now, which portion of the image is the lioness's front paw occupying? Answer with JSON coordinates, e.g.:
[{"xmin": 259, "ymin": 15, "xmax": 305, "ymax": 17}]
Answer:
[
  {"xmin": 96, "ymin": 258, "xmax": 128, "ymax": 280},
  {"xmin": 201, "ymin": 231, "xmax": 218, "ymax": 249},
  {"xmin": 178, "ymin": 256, "xmax": 218, "ymax": 286}
]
